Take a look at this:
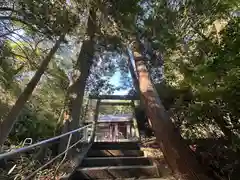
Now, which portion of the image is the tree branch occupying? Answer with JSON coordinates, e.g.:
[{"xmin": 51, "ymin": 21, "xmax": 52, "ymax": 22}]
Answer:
[
  {"xmin": 0, "ymin": 31, "xmax": 14, "ymax": 38},
  {"xmin": 5, "ymin": 36, "xmax": 33, "ymax": 65},
  {"xmin": 0, "ymin": 7, "xmax": 16, "ymax": 12},
  {"xmin": 0, "ymin": 16, "xmax": 43, "ymax": 35},
  {"xmin": 226, "ymin": 124, "xmax": 240, "ymax": 130}
]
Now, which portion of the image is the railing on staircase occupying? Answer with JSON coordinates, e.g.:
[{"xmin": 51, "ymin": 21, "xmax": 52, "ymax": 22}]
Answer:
[
  {"xmin": 0, "ymin": 96, "xmax": 141, "ymax": 179},
  {"xmin": 0, "ymin": 123, "xmax": 95, "ymax": 180}
]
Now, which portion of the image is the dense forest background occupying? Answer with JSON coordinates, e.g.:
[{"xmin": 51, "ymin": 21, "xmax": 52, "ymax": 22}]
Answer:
[{"xmin": 0, "ymin": 0, "xmax": 239, "ymax": 179}]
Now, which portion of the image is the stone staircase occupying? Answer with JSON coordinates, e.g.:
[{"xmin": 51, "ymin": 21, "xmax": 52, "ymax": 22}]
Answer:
[{"xmin": 69, "ymin": 142, "xmax": 172, "ymax": 180}]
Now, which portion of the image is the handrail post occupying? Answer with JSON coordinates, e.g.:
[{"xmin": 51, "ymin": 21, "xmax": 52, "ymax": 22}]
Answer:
[
  {"xmin": 65, "ymin": 134, "xmax": 72, "ymax": 157},
  {"xmin": 131, "ymin": 100, "xmax": 140, "ymax": 141},
  {"xmin": 54, "ymin": 133, "xmax": 72, "ymax": 176},
  {"xmin": 91, "ymin": 99, "xmax": 100, "ymax": 142},
  {"xmin": 0, "ymin": 124, "xmax": 93, "ymax": 160},
  {"xmin": 84, "ymin": 127, "xmax": 88, "ymax": 142}
]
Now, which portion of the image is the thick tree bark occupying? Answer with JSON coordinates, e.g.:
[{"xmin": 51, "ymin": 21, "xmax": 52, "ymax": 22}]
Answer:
[
  {"xmin": 68, "ymin": 40, "xmax": 95, "ymax": 130},
  {"xmin": 131, "ymin": 47, "xmax": 212, "ymax": 180},
  {"xmin": 126, "ymin": 48, "xmax": 152, "ymax": 128},
  {"xmin": 59, "ymin": 8, "xmax": 96, "ymax": 151},
  {"xmin": 126, "ymin": 49, "xmax": 140, "ymax": 95},
  {"xmin": 68, "ymin": 7, "xmax": 96, "ymax": 131},
  {"xmin": 0, "ymin": 34, "xmax": 65, "ymax": 147}
]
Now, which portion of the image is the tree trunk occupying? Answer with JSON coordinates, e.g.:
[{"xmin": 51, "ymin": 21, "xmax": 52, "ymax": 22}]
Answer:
[
  {"xmin": 126, "ymin": 48, "xmax": 140, "ymax": 95},
  {"xmin": 59, "ymin": 8, "xmax": 96, "ymax": 151},
  {"xmin": 0, "ymin": 34, "xmax": 65, "ymax": 147},
  {"xmin": 126, "ymin": 48, "xmax": 152, "ymax": 129},
  {"xmin": 131, "ymin": 46, "xmax": 212, "ymax": 180},
  {"xmin": 68, "ymin": 7, "xmax": 96, "ymax": 132}
]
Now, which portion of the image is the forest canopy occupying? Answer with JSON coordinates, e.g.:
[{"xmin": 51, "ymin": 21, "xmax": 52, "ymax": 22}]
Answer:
[{"xmin": 0, "ymin": 0, "xmax": 239, "ymax": 179}]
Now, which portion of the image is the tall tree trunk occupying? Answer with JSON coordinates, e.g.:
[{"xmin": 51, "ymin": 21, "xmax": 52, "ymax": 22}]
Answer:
[
  {"xmin": 131, "ymin": 44, "xmax": 212, "ymax": 180},
  {"xmin": 68, "ymin": 7, "xmax": 96, "ymax": 131},
  {"xmin": 126, "ymin": 48, "xmax": 152, "ymax": 128},
  {"xmin": 126, "ymin": 48, "xmax": 140, "ymax": 95},
  {"xmin": 0, "ymin": 34, "xmax": 65, "ymax": 147},
  {"xmin": 59, "ymin": 8, "xmax": 96, "ymax": 151}
]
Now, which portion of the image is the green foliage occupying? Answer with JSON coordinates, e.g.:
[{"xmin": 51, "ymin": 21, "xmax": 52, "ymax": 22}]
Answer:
[
  {"xmin": 1, "ymin": 1, "xmax": 240, "ymax": 178},
  {"xmin": 99, "ymin": 103, "xmax": 133, "ymax": 115},
  {"xmin": 0, "ymin": 43, "xmax": 16, "ymax": 88},
  {"xmin": 98, "ymin": 1, "xmax": 240, "ymax": 178},
  {"xmin": 9, "ymin": 105, "xmax": 56, "ymax": 142},
  {"xmin": 5, "ymin": 0, "xmax": 79, "ymax": 36}
]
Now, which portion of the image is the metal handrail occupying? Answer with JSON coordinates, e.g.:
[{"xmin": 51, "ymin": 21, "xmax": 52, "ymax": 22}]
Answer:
[
  {"xmin": 1, "ymin": 123, "xmax": 95, "ymax": 179},
  {"xmin": 0, "ymin": 123, "xmax": 94, "ymax": 160},
  {"xmin": 25, "ymin": 136, "xmax": 86, "ymax": 179}
]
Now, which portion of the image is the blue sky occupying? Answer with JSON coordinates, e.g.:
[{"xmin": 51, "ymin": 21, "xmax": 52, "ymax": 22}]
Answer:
[
  {"xmin": 109, "ymin": 48, "xmax": 137, "ymax": 95},
  {"xmin": 110, "ymin": 71, "xmax": 132, "ymax": 95}
]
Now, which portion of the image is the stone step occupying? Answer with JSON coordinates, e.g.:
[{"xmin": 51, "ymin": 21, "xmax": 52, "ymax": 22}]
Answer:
[
  {"xmin": 92, "ymin": 142, "xmax": 140, "ymax": 150},
  {"xmin": 81, "ymin": 157, "xmax": 152, "ymax": 167},
  {"xmin": 118, "ymin": 178, "xmax": 175, "ymax": 180},
  {"xmin": 65, "ymin": 175, "xmax": 174, "ymax": 180},
  {"xmin": 87, "ymin": 150, "xmax": 144, "ymax": 157},
  {"xmin": 66, "ymin": 176, "xmax": 174, "ymax": 180},
  {"xmin": 71, "ymin": 165, "xmax": 160, "ymax": 179}
]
